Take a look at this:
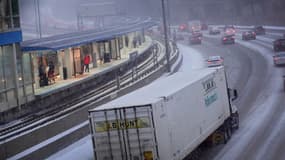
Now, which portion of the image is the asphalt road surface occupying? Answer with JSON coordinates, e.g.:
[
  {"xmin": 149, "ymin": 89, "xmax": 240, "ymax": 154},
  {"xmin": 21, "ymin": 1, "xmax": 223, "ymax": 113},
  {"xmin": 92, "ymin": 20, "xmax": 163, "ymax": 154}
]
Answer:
[{"xmin": 179, "ymin": 30, "xmax": 285, "ymax": 160}]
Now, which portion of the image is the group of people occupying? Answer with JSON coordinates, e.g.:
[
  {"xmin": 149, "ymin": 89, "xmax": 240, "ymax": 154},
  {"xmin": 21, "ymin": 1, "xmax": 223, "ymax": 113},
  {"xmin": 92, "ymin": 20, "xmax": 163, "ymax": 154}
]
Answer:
[
  {"xmin": 125, "ymin": 36, "xmax": 143, "ymax": 49},
  {"xmin": 38, "ymin": 61, "xmax": 55, "ymax": 87},
  {"xmin": 38, "ymin": 54, "xmax": 91, "ymax": 87}
]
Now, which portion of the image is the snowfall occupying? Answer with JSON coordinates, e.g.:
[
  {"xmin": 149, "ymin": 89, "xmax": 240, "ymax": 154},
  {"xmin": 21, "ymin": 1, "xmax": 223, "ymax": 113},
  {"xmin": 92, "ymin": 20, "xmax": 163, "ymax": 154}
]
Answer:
[{"xmin": 44, "ymin": 44, "xmax": 205, "ymax": 160}]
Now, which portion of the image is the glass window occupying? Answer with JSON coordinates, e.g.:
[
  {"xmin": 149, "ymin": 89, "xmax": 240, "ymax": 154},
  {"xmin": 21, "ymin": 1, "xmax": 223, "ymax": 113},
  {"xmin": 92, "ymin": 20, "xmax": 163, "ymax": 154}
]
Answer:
[
  {"xmin": 2, "ymin": 45, "xmax": 14, "ymax": 89},
  {"xmin": 15, "ymin": 44, "xmax": 23, "ymax": 86},
  {"xmin": 0, "ymin": 0, "xmax": 20, "ymax": 31},
  {"xmin": 0, "ymin": 92, "xmax": 6, "ymax": 103},
  {"xmin": 12, "ymin": 0, "xmax": 18, "ymax": 15},
  {"xmin": 12, "ymin": 0, "xmax": 19, "ymax": 28},
  {"xmin": 22, "ymin": 53, "xmax": 33, "ymax": 84},
  {"xmin": 0, "ymin": 46, "xmax": 5, "ymax": 90},
  {"xmin": 0, "ymin": 0, "xmax": 11, "ymax": 31},
  {"xmin": 7, "ymin": 89, "xmax": 17, "ymax": 106},
  {"xmin": 25, "ymin": 84, "xmax": 33, "ymax": 96}
]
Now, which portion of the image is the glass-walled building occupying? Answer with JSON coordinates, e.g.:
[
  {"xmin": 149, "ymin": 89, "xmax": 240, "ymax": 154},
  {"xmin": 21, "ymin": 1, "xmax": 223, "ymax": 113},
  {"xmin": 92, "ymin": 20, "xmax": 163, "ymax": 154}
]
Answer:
[
  {"xmin": 22, "ymin": 27, "xmax": 146, "ymax": 90},
  {"xmin": 0, "ymin": 0, "xmax": 33, "ymax": 112}
]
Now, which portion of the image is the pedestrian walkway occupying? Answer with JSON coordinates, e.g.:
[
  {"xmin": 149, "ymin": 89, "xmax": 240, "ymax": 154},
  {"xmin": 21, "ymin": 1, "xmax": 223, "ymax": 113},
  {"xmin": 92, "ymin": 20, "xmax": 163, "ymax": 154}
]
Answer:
[{"xmin": 35, "ymin": 36, "xmax": 154, "ymax": 96}]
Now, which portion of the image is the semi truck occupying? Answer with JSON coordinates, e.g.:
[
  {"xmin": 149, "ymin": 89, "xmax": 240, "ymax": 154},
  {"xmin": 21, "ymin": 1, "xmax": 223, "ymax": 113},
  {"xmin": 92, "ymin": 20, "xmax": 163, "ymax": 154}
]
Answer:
[{"xmin": 88, "ymin": 67, "xmax": 239, "ymax": 160}]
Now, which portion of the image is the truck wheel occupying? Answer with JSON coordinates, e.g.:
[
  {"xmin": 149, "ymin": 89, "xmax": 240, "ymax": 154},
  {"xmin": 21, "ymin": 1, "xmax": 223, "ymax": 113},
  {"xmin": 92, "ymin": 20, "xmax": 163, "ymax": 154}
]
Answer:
[
  {"xmin": 236, "ymin": 114, "xmax": 240, "ymax": 129},
  {"xmin": 223, "ymin": 123, "xmax": 229, "ymax": 144},
  {"xmin": 227, "ymin": 120, "xmax": 232, "ymax": 139},
  {"xmin": 223, "ymin": 129, "xmax": 228, "ymax": 144}
]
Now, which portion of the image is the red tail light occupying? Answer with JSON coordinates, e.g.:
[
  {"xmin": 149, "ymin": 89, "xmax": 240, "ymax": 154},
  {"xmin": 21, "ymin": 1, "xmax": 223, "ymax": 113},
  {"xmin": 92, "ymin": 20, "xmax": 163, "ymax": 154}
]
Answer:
[
  {"xmin": 223, "ymin": 37, "xmax": 227, "ymax": 40},
  {"xmin": 274, "ymin": 57, "xmax": 279, "ymax": 61},
  {"xmin": 275, "ymin": 41, "xmax": 281, "ymax": 45}
]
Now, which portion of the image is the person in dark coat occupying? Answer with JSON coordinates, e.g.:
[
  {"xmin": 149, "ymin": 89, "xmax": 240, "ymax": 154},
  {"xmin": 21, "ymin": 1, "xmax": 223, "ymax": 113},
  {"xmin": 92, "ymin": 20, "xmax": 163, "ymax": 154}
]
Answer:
[
  {"xmin": 125, "ymin": 36, "xmax": 129, "ymax": 47},
  {"xmin": 48, "ymin": 61, "xmax": 55, "ymax": 84},
  {"xmin": 132, "ymin": 37, "xmax": 137, "ymax": 48},
  {"xmin": 39, "ymin": 63, "xmax": 48, "ymax": 86}
]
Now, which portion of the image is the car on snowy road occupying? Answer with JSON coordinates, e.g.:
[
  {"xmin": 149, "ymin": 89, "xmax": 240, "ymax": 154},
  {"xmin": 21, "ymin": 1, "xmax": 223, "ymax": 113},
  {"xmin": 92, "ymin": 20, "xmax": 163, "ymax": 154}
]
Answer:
[
  {"xmin": 273, "ymin": 52, "xmax": 285, "ymax": 66},
  {"xmin": 189, "ymin": 34, "xmax": 202, "ymax": 44},
  {"xmin": 206, "ymin": 56, "xmax": 224, "ymax": 67},
  {"xmin": 273, "ymin": 38, "xmax": 285, "ymax": 52},
  {"xmin": 222, "ymin": 35, "xmax": 235, "ymax": 44},
  {"xmin": 209, "ymin": 26, "xmax": 221, "ymax": 35},
  {"xmin": 242, "ymin": 31, "xmax": 256, "ymax": 40},
  {"xmin": 253, "ymin": 26, "xmax": 265, "ymax": 35}
]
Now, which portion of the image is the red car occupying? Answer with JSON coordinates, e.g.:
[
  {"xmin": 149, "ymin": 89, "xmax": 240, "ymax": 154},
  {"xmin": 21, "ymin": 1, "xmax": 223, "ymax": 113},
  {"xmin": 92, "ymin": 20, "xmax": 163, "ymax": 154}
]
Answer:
[
  {"xmin": 273, "ymin": 39, "xmax": 285, "ymax": 52},
  {"xmin": 242, "ymin": 31, "xmax": 256, "ymax": 40},
  {"xmin": 222, "ymin": 35, "xmax": 235, "ymax": 44},
  {"xmin": 189, "ymin": 35, "xmax": 202, "ymax": 44},
  {"xmin": 201, "ymin": 23, "xmax": 208, "ymax": 30},
  {"xmin": 253, "ymin": 26, "xmax": 265, "ymax": 35},
  {"xmin": 179, "ymin": 24, "xmax": 188, "ymax": 32}
]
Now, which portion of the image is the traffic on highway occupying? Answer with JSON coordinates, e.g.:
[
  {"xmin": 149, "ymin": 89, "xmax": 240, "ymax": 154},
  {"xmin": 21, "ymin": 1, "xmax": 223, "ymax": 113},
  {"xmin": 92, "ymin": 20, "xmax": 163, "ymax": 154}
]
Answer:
[{"xmin": 1, "ymin": 0, "xmax": 285, "ymax": 160}]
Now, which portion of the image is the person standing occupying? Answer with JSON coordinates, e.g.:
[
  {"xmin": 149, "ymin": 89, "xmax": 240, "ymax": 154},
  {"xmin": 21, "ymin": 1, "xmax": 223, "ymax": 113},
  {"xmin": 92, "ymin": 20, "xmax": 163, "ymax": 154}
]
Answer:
[
  {"xmin": 132, "ymin": 37, "xmax": 137, "ymax": 48},
  {"xmin": 39, "ymin": 63, "xmax": 48, "ymax": 86},
  {"xmin": 48, "ymin": 61, "xmax": 55, "ymax": 84},
  {"xmin": 125, "ymin": 36, "xmax": 129, "ymax": 47},
  {"xmin": 84, "ymin": 54, "xmax": 90, "ymax": 72}
]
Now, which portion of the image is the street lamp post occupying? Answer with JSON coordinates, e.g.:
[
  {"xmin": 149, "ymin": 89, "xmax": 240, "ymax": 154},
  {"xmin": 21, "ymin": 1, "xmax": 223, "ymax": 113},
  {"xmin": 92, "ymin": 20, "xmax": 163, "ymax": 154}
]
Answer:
[{"xmin": 161, "ymin": 0, "xmax": 171, "ymax": 72}]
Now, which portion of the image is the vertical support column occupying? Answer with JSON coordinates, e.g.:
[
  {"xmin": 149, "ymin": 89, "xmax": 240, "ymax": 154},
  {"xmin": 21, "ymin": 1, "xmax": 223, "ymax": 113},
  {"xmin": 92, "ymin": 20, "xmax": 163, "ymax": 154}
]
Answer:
[
  {"xmin": 115, "ymin": 37, "xmax": 120, "ymax": 59},
  {"xmin": 11, "ymin": 44, "xmax": 20, "ymax": 109},
  {"xmin": 29, "ymin": 52, "xmax": 35, "ymax": 95},
  {"xmin": 121, "ymin": 35, "xmax": 127, "ymax": 59},
  {"xmin": 92, "ymin": 42, "xmax": 98, "ymax": 67},
  {"xmin": 32, "ymin": 52, "xmax": 40, "ymax": 89},
  {"xmin": 21, "ymin": 54, "xmax": 27, "ymax": 104},
  {"xmin": 63, "ymin": 48, "xmax": 73, "ymax": 79},
  {"xmin": 161, "ymin": 0, "xmax": 171, "ymax": 72},
  {"xmin": 57, "ymin": 50, "xmax": 63, "ymax": 80},
  {"xmin": 111, "ymin": 39, "xmax": 116, "ymax": 59},
  {"xmin": 72, "ymin": 48, "xmax": 76, "ymax": 77},
  {"xmin": 123, "ymin": 35, "xmax": 126, "ymax": 49},
  {"xmin": 108, "ymin": 41, "xmax": 112, "ymax": 62}
]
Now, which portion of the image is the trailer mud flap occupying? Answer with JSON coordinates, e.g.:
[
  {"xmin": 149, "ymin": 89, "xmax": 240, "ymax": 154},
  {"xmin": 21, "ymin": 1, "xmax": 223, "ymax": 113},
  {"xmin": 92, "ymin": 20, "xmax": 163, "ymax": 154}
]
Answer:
[{"xmin": 144, "ymin": 151, "xmax": 153, "ymax": 160}]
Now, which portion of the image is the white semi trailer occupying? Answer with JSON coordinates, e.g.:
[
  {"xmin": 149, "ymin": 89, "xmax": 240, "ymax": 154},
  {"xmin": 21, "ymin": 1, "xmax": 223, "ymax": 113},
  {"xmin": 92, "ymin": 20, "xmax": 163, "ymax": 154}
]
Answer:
[{"xmin": 88, "ymin": 67, "xmax": 239, "ymax": 160}]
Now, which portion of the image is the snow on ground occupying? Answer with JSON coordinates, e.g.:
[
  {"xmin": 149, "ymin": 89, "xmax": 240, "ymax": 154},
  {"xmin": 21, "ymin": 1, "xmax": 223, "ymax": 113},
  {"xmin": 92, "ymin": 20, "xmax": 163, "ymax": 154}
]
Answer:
[
  {"xmin": 177, "ymin": 43, "xmax": 205, "ymax": 71},
  {"xmin": 47, "ymin": 135, "xmax": 93, "ymax": 160},
  {"xmin": 213, "ymin": 37, "xmax": 283, "ymax": 160},
  {"xmin": 46, "ymin": 42, "xmax": 205, "ymax": 160}
]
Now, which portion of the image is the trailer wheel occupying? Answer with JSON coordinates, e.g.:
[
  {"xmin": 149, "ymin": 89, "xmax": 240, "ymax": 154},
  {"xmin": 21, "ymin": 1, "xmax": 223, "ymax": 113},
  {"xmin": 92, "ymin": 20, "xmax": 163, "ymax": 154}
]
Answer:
[
  {"xmin": 226, "ymin": 120, "xmax": 232, "ymax": 139},
  {"xmin": 223, "ymin": 120, "xmax": 232, "ymax": 144},
  {"xmin": 223, "ymin": 129, "xmax": 228, "ymax": 144},
  {"xmin": 233, "ymin": 113, "xmax": 239, "ymax": 130}
]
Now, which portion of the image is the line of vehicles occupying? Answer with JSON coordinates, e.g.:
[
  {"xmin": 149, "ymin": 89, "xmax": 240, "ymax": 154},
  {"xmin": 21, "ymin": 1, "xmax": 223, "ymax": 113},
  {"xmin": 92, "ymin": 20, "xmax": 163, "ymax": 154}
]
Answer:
[
  {"xmin": 272, "ymin": 33, "xmax": 285, "ymax": 66},
  {"xmin": 177, "ymin": 20, "xmax": 285, "ymax": 90},
  {"xmin": 86, "ymin": 21, "xmax": 285, "ymax": 159},
  {"xmin": 178, "ymin": 21, "xmax": 285, "ymax": 55},
  {"xmin": 177, "ymin": 21, "xmax": 273, "ymax": 46}
]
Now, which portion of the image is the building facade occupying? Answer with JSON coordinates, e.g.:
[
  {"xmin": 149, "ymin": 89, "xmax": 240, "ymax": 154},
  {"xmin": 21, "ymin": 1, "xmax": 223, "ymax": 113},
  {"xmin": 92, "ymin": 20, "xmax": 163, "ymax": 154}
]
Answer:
[{"xmin": 0, "ymin": 0, "xmax": 34, "ymax": 112}]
